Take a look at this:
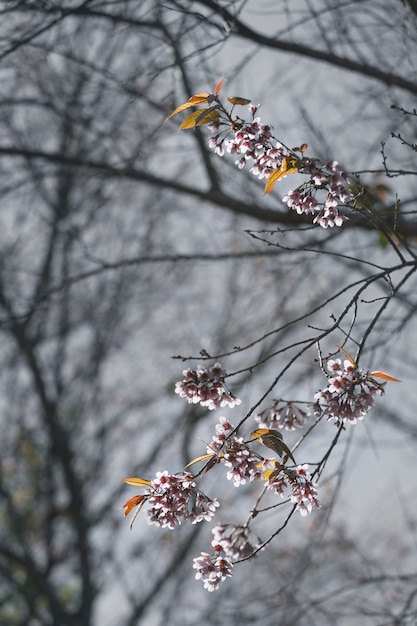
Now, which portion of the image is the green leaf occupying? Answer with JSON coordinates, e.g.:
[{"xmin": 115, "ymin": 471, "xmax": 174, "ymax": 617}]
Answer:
[{"xmin": 378, "ymin": 232, "xmax": 389, "ymax": 248}]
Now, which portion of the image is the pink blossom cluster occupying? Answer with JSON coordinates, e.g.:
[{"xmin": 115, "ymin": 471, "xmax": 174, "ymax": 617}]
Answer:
[
  {"xmin": 255, "ymin": 400, "xmax": 310, "ymax": 431},
  {"xmin": 283, "ymin": 160, "xmax": 353, "ymax": 228},
  {"xmin": 193, "ymin": 551, "xmax": 233, "ymax": 592},
  {"xmin": 175, "ymin": 362, "xmax": 241, "ymax": 410},
  {"xmin": 207, "ymin": 417, "xmax": 261, "ymax": 486},
  {"xmin": 146, "ymin": 471, "xmax": 218, "ymax": 529},
  {"xmin": 223, "ymin": 436, "xmax": 262, "ymax": 486},
  {"xmin": 211, "ymin": 524, "xmax": 258, "ymax": 560},
  {"xmin": 208, "ymin": 104, "xmax": 287, "ymax": 180},
  {"xmin": 313, "ymin": 358, "xmax": 385, "ymax": 424},
  {"xmin": 267, "ymin": 464, "xmax": 320, "ymax": 516}
]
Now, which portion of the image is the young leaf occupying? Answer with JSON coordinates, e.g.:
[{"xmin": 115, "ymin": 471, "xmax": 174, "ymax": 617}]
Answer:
[
  {"xmin": 264, "ymin": 157, "xmax": 300, "ymax": 194},
  {"xmin": 185, "ymin": 453, "xmax": 216, "ymax": 468},
  {"xmin": 123, "ymin": 477, "xmax": 152, "ymax": 487},
  {"xmin": 227, "ymin": 96, "xmax": 251, "ymax": 106},
  {"xmin": 251, "ymin": 428, "xmax": 295, "ymax": 463},
  {"xmin": 337, "ymin": 345, "xmax": 358, "ymax": 368},
  {"xmin": 264, "ymin": 468, "xmax": 283, "ymax": 483},
  {"xmin": 166, "ymin": 93, "xmax": 210, "ymax": 121},
  {"xmin": 370, "ymin": 371, "xmax": 401, "ymax": 382},
  {"xmin": 123, "ymin": 494, "xmax": 145, "ymax": 518},
  {"xmin": 214, "ymin": 77, "xmax": 225, "ymax": 94},
  {"xmin": 179, "ymin": 107, "xmax": 220, "ymax": 130}
]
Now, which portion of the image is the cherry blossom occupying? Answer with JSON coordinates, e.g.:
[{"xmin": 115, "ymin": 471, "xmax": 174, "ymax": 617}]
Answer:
[
  {"xmin": 255, "ymin": 400, "xmax": 310, "ymax": 431},
  {"xmin": 193, "ymin": 551, "xmax": 233, "ymax": 592},
  {"xmin": 175, "ymin": 362, "xmax": 240, "ymax": 410},
  {"xmin": 283, "ymin": 160, "xmax": 353, "ymax": 228},
  {"xmin": 223, "ymin": 437, "xmax": 262, "ymax": 486},
  {"xmin": 313, "ymin": 358, "xmax": 385, "ymax": 423},
  {"xmin": 267, "ymin": 464, "xmax": 320, "ymax": 516},
  {"xmin": 146, "ymin": 471, "xmax": 218, "ymax": 529},
  {"xmin": 206, "ymin": 416, "xmax": 234, "ymax": 453},
  {"xmin": 205, "ymin": 101, "xmax": 355, "ymax": 229},
  {"xmin": 211, "ymin": 524, "xmax": 259, "ymax": 560}
]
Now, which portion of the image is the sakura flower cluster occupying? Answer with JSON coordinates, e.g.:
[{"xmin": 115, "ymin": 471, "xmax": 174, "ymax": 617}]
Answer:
[
  {"xmin": 255, "ymin": 400, "xmax": 310, "ymax": 431},
  {"xmin": 267, "ymin": 464, "xmax": 320, "ymax": 517},
  {"xmin": 146, "ymin": 471, "xmax": 218, "ymax": 529},
  {"xmin": 208, "ymin": 104, "xmax": 287, "ymax": 180},
  {"xmin": 313, "ymin": 358, "xmax": 385, "ymax": 424},
  {"xmin": 211, "ymin": 523, "xmax": 259, "ymax": 560},
  {"xmin": 175, "ymin": 362, "xmax": 240, "ymax": 410},
  {"xmin": 207, "ymin": 417, "xmax": 262, "ymax": 486},
  {"xmin": 207, "ymin": 102, "xmax": 355, "ymax": 229},
  {"xmin": 193, "ymin": 524, "xmax": 261, "ymax": 591},
  {"xmin": 192, "ymin": 551, "xmax": 233, "ymax": 592},
  {"xmin": 283, "ymin": 160, "xmax": 353, "ymax": 228}
]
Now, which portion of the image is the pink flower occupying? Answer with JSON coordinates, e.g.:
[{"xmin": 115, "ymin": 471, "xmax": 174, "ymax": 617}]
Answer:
[
  {"xmin": 175, "ymin": 362, "xmax": 240, "ymax": 410},
  {"xmin": 223, "ymin": 437, "xmax": 262, "ymax": 486},
  {"xmin": 146, "ymin": 471, "xmax": 218, "ymax": 529},
  {"xmin": 207, "ymin": 416, "xmax": 234, "ymax": 453},
  {"xmin": 314, "ymin": 358, "xmax": 385, "ymax": 423},
  {"xmin": 255, "ymin": 401, "xmax": 310, "ymax": 431},
  {"xmin": 211, "ymin": 524, "xmax": 259, "ymax": 560},
  {"xmin": 289, "ymin": 465, "xmax": 320, "ymax": 516},
  {"xmin": 267, "ymin": 464, "xmax": 320, "ymax": 516},
  {"xmin": 282, "ymin": 160, "xmax": 352, "ymax": 228},
  {"xmin": 193, "ymin": 552, "xmax": 233, "ymax": 591}
]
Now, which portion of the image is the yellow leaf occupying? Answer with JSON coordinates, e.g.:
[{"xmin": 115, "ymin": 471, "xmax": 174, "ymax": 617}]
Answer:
[
  {"xmin": 123, "ymin": 477, "xmax": 152, "ymax": 487},
  {"xmin": 179, "ymin": 107, "xmax": 220, "ymax": 130},
  {"xmin": 252, "ymin": 427, "xmax": 281, "ymax": 440},
  {"xmin": 337, "ymin": 345, "xmax": 358, "ymax": 368},
  {"xmin": 264, "ymin": 157, "xmax": 300, "ymax": 195},
  {"xmin": 370, "ymin": 371, "xmax": 401, "ymax": 382},
  {"xmin": 263, "ymin": 468, "xmax": 283, "ymax": 483},
  {"xmin": 227, "ymin": 96, "xmax": 251, "ymax": 106},
  {"xmin": 166, "ymin": 93, "xmax": 210, "ymax": 121},
  {"xmin": 185, "ymin": 453, "xmax": 216, "ymax": 468}
]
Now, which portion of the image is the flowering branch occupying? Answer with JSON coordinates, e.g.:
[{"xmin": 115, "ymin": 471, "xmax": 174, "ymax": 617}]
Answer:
[
  {"xmin": 167, "ymin": 79, "xmax": 368, "ymax": 229},
  {"xmin": 121, "ymin": 79, "xmax": 405, "ymax": 594},
  {"xmin": 123, "ymin": 349, "xmax": 399, "ymax": 591}
]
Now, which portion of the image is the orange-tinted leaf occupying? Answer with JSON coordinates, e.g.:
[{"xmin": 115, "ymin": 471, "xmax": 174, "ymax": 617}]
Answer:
[
  {"xmin": 227, "ymin": 96, "xmax": 251, "ymax": 106},
  {"xmin": 166, "ymin": 93, "xmax": 210, "ymax": 121},
  {"xmin": 214, "ymin": 77, "xmax": 225, "ymax": 94},
  {"xmin": 123, "ymin": 477, "xmax": 152, "ymax": 487},
  {"xmin": 123, "ymin": 494, "xmax": 145, "ymax": 517},
  {"xmin": 337, "ymin": 345, "xmax": 358, "ymax": 368},
  {"xmin": 179, "ymin": 107, "xmax": 220, "ymax": 130},
  {"xmin": 264, "ymin": 158, "xmax": 300, "ymax": 194},
  {"xmin": 370, "ymin": 371, "xmax": 401, "ymax": 382},
  {"xmin": 185, "ymin": 453, "xmax": 216, "ymax": 468}
]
